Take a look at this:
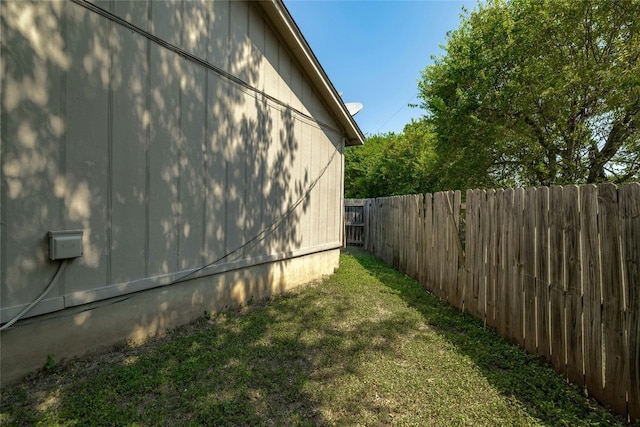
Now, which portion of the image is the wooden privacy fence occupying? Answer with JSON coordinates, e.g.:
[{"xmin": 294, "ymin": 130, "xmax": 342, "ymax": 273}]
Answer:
[{"xmin": 361, "ymin": 183, "xmax": 639, "ymax": 422}]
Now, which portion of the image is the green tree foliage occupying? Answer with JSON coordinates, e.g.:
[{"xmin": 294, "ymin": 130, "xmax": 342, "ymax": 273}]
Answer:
[
  {"xmin": 344, "ymin": 120, "xmax": 437, "ymax": 198},
  {"xmin": 419, "ymin": 0, "xmax": 640, "ymax": 187}
]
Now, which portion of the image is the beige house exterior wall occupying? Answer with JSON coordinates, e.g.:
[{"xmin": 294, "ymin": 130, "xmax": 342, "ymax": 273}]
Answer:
[{"xmin": 1, "ymin": 0, "xmax": 361, "ymax": 385}]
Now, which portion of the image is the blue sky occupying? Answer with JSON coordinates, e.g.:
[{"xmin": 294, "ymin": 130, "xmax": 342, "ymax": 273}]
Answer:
[{"xmin": 283, "ymin": 0, "xmax": 477, "ymax": 136}]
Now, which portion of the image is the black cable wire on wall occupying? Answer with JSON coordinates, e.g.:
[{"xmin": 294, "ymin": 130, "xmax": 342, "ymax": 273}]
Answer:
[
  {"xmin": 170, "ymin": 148, "xmax": 339, "ymax": 285},
  {"xmin": 3, "ymin": 148, "xmax": 340, "ymax": 329}
]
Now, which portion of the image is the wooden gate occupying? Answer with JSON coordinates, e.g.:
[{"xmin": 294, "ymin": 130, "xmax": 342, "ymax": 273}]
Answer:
[{"xmin": 344, "ymin": 199, "xmax": 365, "ymax": 246}]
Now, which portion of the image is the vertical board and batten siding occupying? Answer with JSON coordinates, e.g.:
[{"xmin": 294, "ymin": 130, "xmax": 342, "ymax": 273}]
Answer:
[
  {"xmin": 1, "ymin": 0, "xmax": 345, "ymax": 322},
  {"xmin": 362, "ymin": 183, "xmax": 639, "ymax": 422}
]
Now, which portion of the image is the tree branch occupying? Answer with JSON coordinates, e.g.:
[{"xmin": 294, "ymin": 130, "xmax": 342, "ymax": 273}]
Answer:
[{"xmin": 587, "ymin": 102, "xmax": 639, "ymax": 182}]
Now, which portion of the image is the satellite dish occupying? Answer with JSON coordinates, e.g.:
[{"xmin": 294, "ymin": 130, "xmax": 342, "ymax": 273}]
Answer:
[{"xmin": 346, "ymin": 102, "xmax": 363, "ymax": 116}]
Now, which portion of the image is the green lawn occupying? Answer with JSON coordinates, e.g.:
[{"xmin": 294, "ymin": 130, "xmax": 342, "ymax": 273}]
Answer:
[{"xmin": 1, "ymin": 248, "xmax": 630, "ymax": 426}]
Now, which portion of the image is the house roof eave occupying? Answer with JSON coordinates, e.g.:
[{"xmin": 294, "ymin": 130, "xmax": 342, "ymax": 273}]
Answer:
[{"xmin": 258, "ymin": 0, "xmax": 365, "ymax": 146}]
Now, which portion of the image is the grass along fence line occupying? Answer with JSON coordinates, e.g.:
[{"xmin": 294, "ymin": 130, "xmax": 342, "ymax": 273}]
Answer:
[
  {"xmin": 0, "ymin": 249, "xmax": 630, "ymax": 426},
  {"xmin": 362, "ymin": 183, "xmax": 640, "ymax": 422}
]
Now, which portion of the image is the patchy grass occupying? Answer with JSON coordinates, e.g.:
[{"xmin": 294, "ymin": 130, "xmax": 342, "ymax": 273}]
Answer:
[{"xmin": 0, "ymin": 248, "xmax": 630, "ymax": 426}]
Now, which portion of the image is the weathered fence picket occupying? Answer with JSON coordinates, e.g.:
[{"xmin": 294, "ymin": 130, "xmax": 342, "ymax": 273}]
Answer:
[
  {"xmin": 549, "ymin": 185, "xmax": 566, "ymax": 376},
  {"xmin": 582, "ymin": 184, "xmax": 604, "ymax": 402},
  {"xmin": 621, "ymin": 184, "xmax": 640, "ymax": 422},
  {"xmin": 537, "ymin": 186, "xmax": 551, "ymax": 362},
  {"xmin": 599, "ymin": 184, "xmax": 627, "ymax": 416},
  {"xmin": 355, "ymin": 183, "xmax": 639, "ymax": 422}
]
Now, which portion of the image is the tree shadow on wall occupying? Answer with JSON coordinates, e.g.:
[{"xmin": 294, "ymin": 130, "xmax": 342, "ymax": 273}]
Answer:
[{"xmin": 1, "ymin": 0, "xmax": 341, "ymax": 380}]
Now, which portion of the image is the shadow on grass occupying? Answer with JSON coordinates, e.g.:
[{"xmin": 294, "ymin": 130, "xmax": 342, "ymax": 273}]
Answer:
[
  {"xmin": 1, "ymin": 292, "xmax": 333, "ymax": 425},
  {"xmin": 2, "ymin": 248, "xmax": 633, "ymax": 426},
  {"xmin": 1, "ymin": 253, "xmax": 432, "ymax": 426},
  {"xmin": 348, "ymin": 246, "xmax": 633, "ymax": 426}
]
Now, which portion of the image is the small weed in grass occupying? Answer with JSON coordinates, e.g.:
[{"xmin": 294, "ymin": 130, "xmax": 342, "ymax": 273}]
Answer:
[
  {"xmin": 0, "ymin": 248, "xmax": 632, "ymax": 426},
  {"xmin": 43, "ymin": 354, "xmax": 56, "ymax": 371}
]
